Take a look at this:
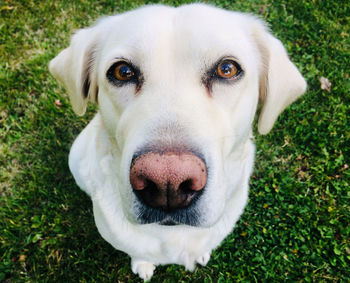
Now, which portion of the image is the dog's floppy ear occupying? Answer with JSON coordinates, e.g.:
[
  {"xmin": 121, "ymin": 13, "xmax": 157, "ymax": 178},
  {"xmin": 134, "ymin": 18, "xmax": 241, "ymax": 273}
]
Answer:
[
  {"xmin": 49, "ymin": 27, "xmax": 99, "ymax": 116},
  {"xmin": 252, "ymin": 22, "xmax": 307, "ymax": 135}
]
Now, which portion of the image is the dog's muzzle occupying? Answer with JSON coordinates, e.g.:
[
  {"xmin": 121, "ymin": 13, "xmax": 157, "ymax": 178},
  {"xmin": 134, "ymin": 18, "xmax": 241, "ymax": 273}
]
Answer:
[{"xmin": 130, "ymin": 149, "xmax": 207, "ymax": 226}]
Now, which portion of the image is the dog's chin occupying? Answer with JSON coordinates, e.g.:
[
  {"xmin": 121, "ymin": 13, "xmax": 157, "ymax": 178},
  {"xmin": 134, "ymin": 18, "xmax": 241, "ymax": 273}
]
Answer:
[{"xmin": 134, "ymin": 201, "xmax": 202, "ymax": 227}]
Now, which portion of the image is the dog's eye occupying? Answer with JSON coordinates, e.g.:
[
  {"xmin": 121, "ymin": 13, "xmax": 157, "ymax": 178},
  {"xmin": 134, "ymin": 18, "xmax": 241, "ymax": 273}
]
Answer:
[
  {"xmin": 216, "ymin": 59, "xmax": 240, "ymax": 79},
  {"xmin": 114, "ymin": 63, "xmax": 135, "ymax": 81},
  {"xmin": 203, "ymin": 58, "xmax": 243, "ymax": 91},
  {"xmin": 107, "ymin": 61, "xmax": 142, "ymax": 88},
  {"xmin": 106, "ymin": 60, "xmax": 143, "ymax": 89}
]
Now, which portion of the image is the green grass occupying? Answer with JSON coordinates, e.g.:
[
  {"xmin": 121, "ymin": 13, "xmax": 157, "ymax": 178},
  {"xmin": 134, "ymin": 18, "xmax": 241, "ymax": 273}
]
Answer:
[{"xmin": 1, "ymin": 0, "xmax": 349, "ymax": 281}]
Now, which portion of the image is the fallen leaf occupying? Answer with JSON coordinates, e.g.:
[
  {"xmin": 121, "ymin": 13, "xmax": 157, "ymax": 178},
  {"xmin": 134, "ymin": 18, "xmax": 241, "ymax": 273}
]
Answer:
[
  {"xmin": 340, "ymin": 32, "xmax": 348, "ymax": 38},
  {"xmin": 346, "ymin": 247, "xmax": 350, "ymax": 255},
  {"xmin": 1, "ymin": 6, "xmax": 14, "ymax": 11},
  {"xmin": 319, "ymin": 77, "xmax": 331, "ymax": 92}
]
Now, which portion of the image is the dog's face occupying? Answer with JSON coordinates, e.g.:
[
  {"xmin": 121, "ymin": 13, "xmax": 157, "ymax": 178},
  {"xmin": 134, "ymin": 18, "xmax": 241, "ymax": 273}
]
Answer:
[{"xmin": 50, "ymin": 4, "xmax": 306, "ymax": 227}]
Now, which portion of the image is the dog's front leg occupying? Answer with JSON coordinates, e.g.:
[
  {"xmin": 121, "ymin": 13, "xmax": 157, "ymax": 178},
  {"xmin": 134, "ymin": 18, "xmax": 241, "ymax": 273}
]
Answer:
[
  {"xmin": 196, "ymin": 251, "xmax": 211, "ymax": 266},
  {"xmin": 131, "ymin": 258, "xmax": 156, "ymax": 281}
]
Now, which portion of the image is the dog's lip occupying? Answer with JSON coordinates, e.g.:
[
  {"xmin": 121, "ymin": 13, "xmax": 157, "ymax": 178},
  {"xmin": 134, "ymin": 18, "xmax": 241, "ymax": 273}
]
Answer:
[
  {"xmin": 135, "ymin": 201, "xmax": 202, "ymax": 226},
  {"xmin": 159, "ymin": 218, "xmax": 179, "ymax": 226}
]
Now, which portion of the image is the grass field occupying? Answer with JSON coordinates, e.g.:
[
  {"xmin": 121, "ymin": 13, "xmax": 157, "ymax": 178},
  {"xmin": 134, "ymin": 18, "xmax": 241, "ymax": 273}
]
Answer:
[{"xmin": 1, "ymin": 0, "xmax": 349, "ymax": 282}]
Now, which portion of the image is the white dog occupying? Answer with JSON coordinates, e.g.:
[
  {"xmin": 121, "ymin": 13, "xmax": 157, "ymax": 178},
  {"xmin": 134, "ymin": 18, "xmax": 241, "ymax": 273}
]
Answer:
[{"xmin": 49, "ymin": 3, "xmax": 306, "ymax": 281}]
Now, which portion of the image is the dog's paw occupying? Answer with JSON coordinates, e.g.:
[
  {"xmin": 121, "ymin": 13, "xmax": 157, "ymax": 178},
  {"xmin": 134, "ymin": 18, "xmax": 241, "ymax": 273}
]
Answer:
[
  {"xmin": 196, "ymin": 251, "xmax": 211, "ymax": 266},
  {"xmin": 131, "ymin": 259, "xmax": 156, "ymax": 282}
]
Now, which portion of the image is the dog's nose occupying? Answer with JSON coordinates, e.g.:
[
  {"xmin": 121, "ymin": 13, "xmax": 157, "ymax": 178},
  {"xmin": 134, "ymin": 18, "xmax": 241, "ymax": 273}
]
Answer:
[{"xmin": 130, "ymin": 151, "xmax": 207, "ymax": 211}]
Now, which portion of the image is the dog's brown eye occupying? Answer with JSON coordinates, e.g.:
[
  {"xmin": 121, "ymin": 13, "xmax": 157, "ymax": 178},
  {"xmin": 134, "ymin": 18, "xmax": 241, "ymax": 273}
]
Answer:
[
  {"xmin": 217, "ymin": 60, "xmax": 238, "ymax": 79},
  {"xmin": 107, "ymin": 61, "xmax": 142, "ymax": 88},
  {"xmin": 114, "ymin": 63, "xmax": 135, "ymax": 81}
]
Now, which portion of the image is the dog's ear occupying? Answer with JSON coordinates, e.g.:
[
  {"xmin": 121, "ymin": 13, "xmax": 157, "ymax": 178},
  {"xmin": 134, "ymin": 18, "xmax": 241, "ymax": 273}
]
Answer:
[
  {"xmin": 252, "ymin": 22, "xmax": 307, "ymax": 135},
  {"xmin": 49, "ymin": 27, "xmax": 99, "ymax": 116}
]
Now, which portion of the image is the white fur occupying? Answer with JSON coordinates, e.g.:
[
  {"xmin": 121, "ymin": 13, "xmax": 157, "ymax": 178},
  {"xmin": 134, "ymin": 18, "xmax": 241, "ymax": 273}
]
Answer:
[{"xmin": 49, "ymin": 4, "xmax": 306, "ymax": 280}]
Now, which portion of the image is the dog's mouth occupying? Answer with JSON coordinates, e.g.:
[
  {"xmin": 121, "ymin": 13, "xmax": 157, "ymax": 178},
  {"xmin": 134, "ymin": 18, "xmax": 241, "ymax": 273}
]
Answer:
[
  {"xmin": 159, "ymin": 218, "xmax": 178, "ymax": 226},
  {"xmin": 135, "ymin": 200, "xmax": 202, "ymax": 226}
]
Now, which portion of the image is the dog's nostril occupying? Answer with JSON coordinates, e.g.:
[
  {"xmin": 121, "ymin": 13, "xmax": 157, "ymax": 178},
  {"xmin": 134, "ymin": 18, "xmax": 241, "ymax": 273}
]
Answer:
[
  {"xmin": 144, "ymin": 179, "xmax": 158, "ymax": 194},
  {"xmin": 179, "ymin": 179, "xmax": 194, "ymax": 194}
]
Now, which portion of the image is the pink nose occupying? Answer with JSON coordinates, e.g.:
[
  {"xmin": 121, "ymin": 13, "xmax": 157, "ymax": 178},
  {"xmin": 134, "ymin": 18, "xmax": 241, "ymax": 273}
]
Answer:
[{"xmin": 130, "ymin": 151, "xmax": 207, "ymax": 211}]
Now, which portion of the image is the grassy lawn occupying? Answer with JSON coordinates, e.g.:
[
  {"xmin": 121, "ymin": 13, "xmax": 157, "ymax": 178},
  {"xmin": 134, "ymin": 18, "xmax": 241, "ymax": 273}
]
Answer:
[{"xmin": 1, "ymin": 0, "xmax": 349, "ymax": 281}]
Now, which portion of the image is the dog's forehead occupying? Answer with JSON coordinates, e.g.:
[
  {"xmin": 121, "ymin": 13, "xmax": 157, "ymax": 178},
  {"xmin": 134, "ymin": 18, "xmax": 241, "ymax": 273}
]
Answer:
[
  {"xmin": 173, "ymin": 6, "xmax": 256, "ymax": 65},
  {"xmin": 99, "ymin": 4, "xmax": 258, "ymax": 70}
]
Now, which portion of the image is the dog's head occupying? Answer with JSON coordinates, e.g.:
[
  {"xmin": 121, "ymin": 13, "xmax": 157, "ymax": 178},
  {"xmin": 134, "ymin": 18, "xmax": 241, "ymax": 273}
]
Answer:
[{"xmin": 50, "ymin": 4, "xmax": 306, "ymax": 227}]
